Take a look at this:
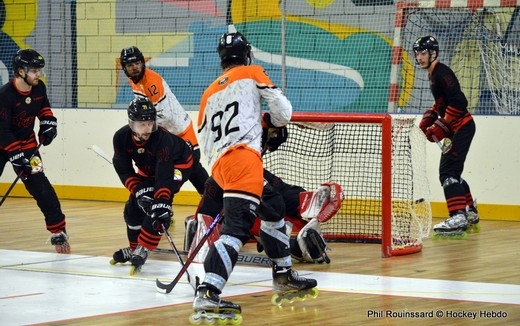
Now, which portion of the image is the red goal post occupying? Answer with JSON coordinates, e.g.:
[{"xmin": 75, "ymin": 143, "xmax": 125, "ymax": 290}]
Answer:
[{"xmin": 262, "ymin": 112, "xmax": 431, "ymax": 258}]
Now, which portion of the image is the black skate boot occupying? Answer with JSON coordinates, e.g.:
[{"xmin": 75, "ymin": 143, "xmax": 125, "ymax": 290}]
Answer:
[
  {"xmin": 433, "ymin": 211, "xmax": 468, "ymax": 240},
  {"xmin": 109, "ymin": 247, "xmax": 132, "ymax": 265},
  {"xmin": 271, "ymin": 264, "xmax": 318, "ymax": 306},
  {"xmin": 189, "ymin": 285, "xmax": 242, "ymax": 325},
  {"xmin": 49, "ymin": 231, "xmax": 70, "ymax": 254},
  {"xmin": 129, "ymin": 244, "xmax": 149, "ymax": 276}
]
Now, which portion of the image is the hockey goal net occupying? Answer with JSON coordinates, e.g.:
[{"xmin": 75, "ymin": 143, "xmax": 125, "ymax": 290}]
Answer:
[
  {"xmin": 263, "ymin": 113, "xmax": 431, "ymax": 257},
  {"xmin": 389, "ymin": 1, "xmax": 520, "ymax": 115}
]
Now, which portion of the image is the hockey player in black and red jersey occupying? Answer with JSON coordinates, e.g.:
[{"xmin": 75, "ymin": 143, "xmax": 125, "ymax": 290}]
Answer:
[
  {"xmin": 0, "ymin": 49, "xmax": 70, "ymax": 253},
  {"xmin": 110, "ymin": 97, "xmax": 194, "ymax": 275},
  {"xmin": 413, "ymin": 36, "xmax": 479, "ymax": 237}
]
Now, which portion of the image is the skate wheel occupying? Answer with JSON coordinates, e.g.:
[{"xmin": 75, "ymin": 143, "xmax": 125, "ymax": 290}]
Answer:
[
  {"xmin": 308, "ymin": 287, "xmax": 319, "ymax": 299},
  {"xmin": 468, "ymin": 224, "xmax": 481, "ymax": 233},
  {"xmin": 189, "ymin": 313, "xmax": 202, "ymax": 325},
  {"xmin": 204, "ymin": 315, "xmax": 216, "ymax": 324},
  {"xmin": 109, "ymin": 259, "xmax": 117, "ymax": 265},
  {"xmin": 432, "ymin": 231, "xmax": 467, "ymax": 240},
  {"xmin": 218, "ymin": 314, "xmax": 242, "ymax": 325},
  {"xmin": 129, "ymin": 265, "xmax": 141, "ymax": 276},
  {"xmin": 271, "ymin": 294, "xmax": 294, "ymax": 306}
]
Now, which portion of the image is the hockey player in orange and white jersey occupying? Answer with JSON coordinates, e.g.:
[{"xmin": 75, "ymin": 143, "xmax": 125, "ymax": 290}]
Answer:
[
  {"xmin": 190, "ymin": 32, "xmax": 317, "ymax": 323},
  {"xmin": 119, "ymin": 47, "xmax": 208, "ymax": 194}
]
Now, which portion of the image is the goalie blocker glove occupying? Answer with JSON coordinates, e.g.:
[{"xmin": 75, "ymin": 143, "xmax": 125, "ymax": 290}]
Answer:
[
  {"xmin": 38, "ymin": 116, "xmax": 58, "ymax": 146},
  {"xmin": 150, "ymin": 198, "xmax": 173, "ymax": 234},
  {"xmin": 295, "ymin": 218, "xmax": 330, "ymax": 264}
]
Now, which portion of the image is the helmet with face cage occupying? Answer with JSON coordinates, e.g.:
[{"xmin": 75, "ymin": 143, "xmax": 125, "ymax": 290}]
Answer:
[
  {"xmin": 217, "ymin": 32, "xmax": 252, "ymax": 67},
  {"xmin": 128, "ymin": 97, "xmax": 157, "ymax": 121},
  {"xmin": 120, "ymin": 46, "xmax": 145, "ymax": 79}
]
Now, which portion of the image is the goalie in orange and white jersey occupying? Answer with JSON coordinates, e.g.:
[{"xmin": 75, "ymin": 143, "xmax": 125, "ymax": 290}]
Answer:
[{"xmin": 119, "ymin": 46, "xmax": 209, "ymax": 195}]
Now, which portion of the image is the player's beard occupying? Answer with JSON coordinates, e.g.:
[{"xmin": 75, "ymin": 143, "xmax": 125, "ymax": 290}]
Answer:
[{"xmin": 133, "ymin": 132, "xmax": 151, "ymax": 142}]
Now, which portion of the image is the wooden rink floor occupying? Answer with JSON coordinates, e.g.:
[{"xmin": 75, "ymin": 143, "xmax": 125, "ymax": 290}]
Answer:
[{"xmin": 1, "ymin": 198, "xmax": 519, "ymax": 326}]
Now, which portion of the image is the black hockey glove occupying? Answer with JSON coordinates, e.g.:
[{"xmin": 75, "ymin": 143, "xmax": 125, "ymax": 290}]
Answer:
[
  {"xmin": 38, "ymin": 116, "xmax": 58, "ymax": 146},
  {"xmin": 9, "ymin": 150, "xmax": 32, "ymax": 179},
  {"xmin": 262, "ymin": 125, "xmax": 288, "ymax": 152},
  {"xmin": 261, "ymin": 113, "xmax": 288, "ymax": 152},
  {"xmin": 150, "ymin": 198, "xmax": 173, "ymax": 234},
  {"xmin": 134, "ymin": 181, "xmax": 155, "ymax": 214}
]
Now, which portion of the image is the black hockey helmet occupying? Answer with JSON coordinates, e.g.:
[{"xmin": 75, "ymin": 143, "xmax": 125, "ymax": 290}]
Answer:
[
  {"xmin": 128, "ymin": 97, "xmax": 157, "ymax": 121},
  {"xmin": 217, "ymin": 32, "xmax": 252, "ymax": 67},
  {"xmin": 120, "ymin": 46, "xmax": 145, "ymax": 78},
  {"xmin": 12, "ymin": 49, "xmax": 45, "ymax": 76},
  {"xmin": 413, "ymin": 36, "xmax": 439, "ymax": 55}
]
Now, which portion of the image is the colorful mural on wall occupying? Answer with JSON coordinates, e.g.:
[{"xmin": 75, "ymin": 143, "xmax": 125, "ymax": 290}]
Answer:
[
  {"xmin": 0, "ymin": 1, "xmax": 415, "ymax": 113},
  {"xmin": 112, "ymin": 0, "xmax": 399, "ymax": 112}
]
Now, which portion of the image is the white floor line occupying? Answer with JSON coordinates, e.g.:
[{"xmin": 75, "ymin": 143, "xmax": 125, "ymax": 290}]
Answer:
[{"xmin": 0, "ymin": 249, "xmax": 519, "ymax": 325}]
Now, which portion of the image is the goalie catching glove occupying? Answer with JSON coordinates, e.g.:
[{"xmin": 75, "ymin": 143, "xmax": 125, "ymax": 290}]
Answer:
[
  {"xmin": 150, "ymin": 198, "xmax": 173, "ymax": 234},
  {"xmin": 262, "ymin": 113, "xmax": 288, "ymax": 152},
  {"xmin": 425, "ymin": 118, "xmax": 452, "ymax": 142}
]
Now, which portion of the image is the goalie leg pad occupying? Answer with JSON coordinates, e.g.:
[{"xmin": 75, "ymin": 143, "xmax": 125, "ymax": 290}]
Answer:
[
  {"xmin": 296, "ymin": 218, "xmax": 330, "ymax": 264},
  {"xmin": 184, "ymin": 215, "xmax": 197, "ymax": 251},
  {"xmin": 188, "ymin": 213, "xmax": 222, "ymax": 263}
]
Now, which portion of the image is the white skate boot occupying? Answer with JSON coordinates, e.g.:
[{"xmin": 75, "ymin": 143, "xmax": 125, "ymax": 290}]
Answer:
[
  {"xmin": 190, "ymin": 285, "xmax": 242, "ymax": 325},
  {"xmin": 49, "ymin": 231, "xmax": 70, "ymax": 254},
  {"xmin": 433, "ymin": 211, "xmax": 468, "ymax": 240}
]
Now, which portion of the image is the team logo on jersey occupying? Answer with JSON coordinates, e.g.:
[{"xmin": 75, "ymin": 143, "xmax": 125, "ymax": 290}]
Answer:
[
  {"xmin": 173, "ymin": 169, "xmax": 183, "ymax": 181},
  {"xmin": 25, "ymin": 97, "xmax": 31, "ymax": 104},
  {"xmin": 218, "ymin": 77, "xmax": 228, "ymax": 86},
  {"xmin": 137, "ymin": 148, "xmax": 145, "ymax": 154}
]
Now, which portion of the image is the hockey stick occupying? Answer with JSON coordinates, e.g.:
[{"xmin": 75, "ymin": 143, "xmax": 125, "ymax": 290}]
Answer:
[
  {"xmin": 162, "ymin": 225, "xmax": 197, "ymax": 290},
  {"xmin": 432, "ymin": 135, "xmax": 452, "ymax": 154},
  {"xmin": 0, "ymin": 143, "xmax": 43, "ymax": 207},
  {"xmin": 156, "ymin": 213, "xmax": 224, "ymax": 294},
  {"xmin": 92, "ymin": 145, "xmax": 112, "ymax": 164}
]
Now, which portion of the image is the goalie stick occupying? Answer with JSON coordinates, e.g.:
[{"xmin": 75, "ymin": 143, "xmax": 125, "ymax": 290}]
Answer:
[
  {"xmin": 0, "ymin": 143, "xmax": 43, "ymax": 207},
  {"xmin": 432, "ymin": 135, "xmax": 452, "ymax": 154},
  {"xmin": 156, "ymin": 213, "xmax": 224, "ymax": 294}
]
